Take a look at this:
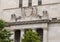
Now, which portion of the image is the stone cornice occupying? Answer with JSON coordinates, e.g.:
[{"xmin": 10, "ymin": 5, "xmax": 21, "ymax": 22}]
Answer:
[{"xmin": 5, "ymin": 19, "xmax": 60, "ymax": 27}]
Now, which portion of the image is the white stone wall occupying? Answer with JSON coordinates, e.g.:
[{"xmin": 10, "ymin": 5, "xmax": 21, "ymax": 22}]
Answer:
[
  {"xmin": 48, "ymin": 23, "xmax": 60, "ymax": 42},
  {"xmin": 1, "ymin": 0, "xmax": 38, "ymax": 9},
  {"xmin": 1, "ymin": 0, "xmax": 60, "ymax": 21},
  {"xmin": 1, "ymin": 8, "xmax": 21, "ymax": 22},
  {"xmin": 42, "ymin": 0, "xmax": 60, "ymax": 4},
  {"xmin": 1, "ymin": 0, "xmax": 19, "ymax": 9},
  {"xmin": 2, "ymin": 7, "xmax": 43, "ymax": 22},
  {"xmin": 1, "ymin": 0, "xmax": 60, "ymax": 42},
  {"xmin": 2, "ymin": 4, "xmax": 60, "ymax": 22},
  {"xmin": 42, "ymin": 4, "xmax": 60, "ymax": 20},
  {"xmin": 1, "ymin": 0, "xmax": 60, "ymax": 9}
]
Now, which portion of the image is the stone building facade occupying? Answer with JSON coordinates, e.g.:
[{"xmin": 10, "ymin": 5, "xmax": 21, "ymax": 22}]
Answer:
[{"xmin": 0, "ymin": 0, "xmax": 60, "ymax": 42}]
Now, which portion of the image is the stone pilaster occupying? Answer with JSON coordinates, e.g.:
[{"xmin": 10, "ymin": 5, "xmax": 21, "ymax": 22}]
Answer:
[
  {"xmin": 43, "ymin": 29, "xmax": 48, "ymax": 42},
  {"xmin": 10, "ymin": 31, "xmax": 14, "ymax": 42},
  {"xmin": 20, "ymin": 30, "xmax": 24, "ymax": 42}
]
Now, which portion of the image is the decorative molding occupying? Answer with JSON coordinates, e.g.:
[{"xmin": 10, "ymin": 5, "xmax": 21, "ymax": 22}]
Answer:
[
  {"xmin": 24, "ymin": 8, "xmax": 32, "ymax": 17},
  {"xmin": 11, "ymin": 14, "xmax": 21, "ymax": 21},
  {"xmin": 5, "ymin": 19, "xmax": 60, "ymax": 27}
]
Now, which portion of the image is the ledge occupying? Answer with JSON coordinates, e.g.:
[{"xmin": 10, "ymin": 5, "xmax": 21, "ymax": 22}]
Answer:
[{"xmin": 5, "ymin": 19, "xmax": 60, "ymax": 27}]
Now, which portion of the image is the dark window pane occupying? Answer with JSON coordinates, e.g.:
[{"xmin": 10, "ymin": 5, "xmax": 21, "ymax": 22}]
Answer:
[
  {"xmin": 15, "ymin": 30, "xmax": 21, "ymax": 42},
  {"xmin": 19, "ymin": 0, "xmax": 22, "ymax": 7},
  {"xmin": 38, "ymin": 0, "xmax": 42, "ymax": 5},
  {"xmin": 29, "ymin": 3, "xmax": 32, "ymax": 6},
  {"xmin": 36, "ymin": 28, "xmax": 43, "ymax": 42},
  {"xmin": 28, "ymin": 0, "xmax": 32, "ymax": 6},
  {"xmin": 19, "ymin": 4, "xmax": 22, "ymax": 7}
]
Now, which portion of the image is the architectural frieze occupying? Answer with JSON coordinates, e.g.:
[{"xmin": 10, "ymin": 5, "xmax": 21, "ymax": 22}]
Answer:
[{"xmin": 5, "ymin": 19, "xmax": 60, "ymax": 27}]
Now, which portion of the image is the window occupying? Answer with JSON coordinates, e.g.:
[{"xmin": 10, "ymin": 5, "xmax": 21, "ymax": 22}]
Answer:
[
  {"xmin": 28, "ymin": 0, "xmax": 32, "ymax": 6},
  {"xmin": 38, "ymin": 0, "xmax": 42, "ymax": 5},
  {"xmin": 36, "ymin": 28, "xmax": 43, "ymax": 42},
  {"xmin": 19, "ymin": 0, "xmax": 22, "ymax": 7},
  {"xmin": 15, "ymin": 30, "xmax": 21, "ymax": 42}
]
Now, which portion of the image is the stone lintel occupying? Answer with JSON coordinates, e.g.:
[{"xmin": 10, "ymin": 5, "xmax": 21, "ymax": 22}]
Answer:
[{"xmin": 5, "ymin": 19, "xmax": 60, "ymax": 27}]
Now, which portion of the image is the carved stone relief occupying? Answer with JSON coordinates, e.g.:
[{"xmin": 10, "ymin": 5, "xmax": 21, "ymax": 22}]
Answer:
[
  {"xmin": 10, "ymin": 7, "xmax": 48, "ymax": 21},
  {"xmin": 21, "ymin": 7, "xmax": 41, "ymax": 19},
  {"xmin": 24, "ymin": 8, "xmax": 32, "ymax": 17}
]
